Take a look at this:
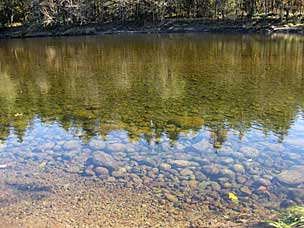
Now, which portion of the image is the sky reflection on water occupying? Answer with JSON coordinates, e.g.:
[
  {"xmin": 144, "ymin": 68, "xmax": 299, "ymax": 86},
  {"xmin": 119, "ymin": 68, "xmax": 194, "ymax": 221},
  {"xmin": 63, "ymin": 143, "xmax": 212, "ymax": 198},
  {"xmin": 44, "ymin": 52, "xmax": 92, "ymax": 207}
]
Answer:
[{"xmin": 0, "ymin": 34, "xmax": 304, "ymax": 221}]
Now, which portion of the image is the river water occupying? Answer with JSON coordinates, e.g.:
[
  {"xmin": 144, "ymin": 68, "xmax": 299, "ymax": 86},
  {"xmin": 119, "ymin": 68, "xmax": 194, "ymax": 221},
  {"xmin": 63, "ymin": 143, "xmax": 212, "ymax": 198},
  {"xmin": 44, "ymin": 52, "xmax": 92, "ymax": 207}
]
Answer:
[{"xmin": 0, "ymin": 34, "xmax": 303, "ymax": 227}]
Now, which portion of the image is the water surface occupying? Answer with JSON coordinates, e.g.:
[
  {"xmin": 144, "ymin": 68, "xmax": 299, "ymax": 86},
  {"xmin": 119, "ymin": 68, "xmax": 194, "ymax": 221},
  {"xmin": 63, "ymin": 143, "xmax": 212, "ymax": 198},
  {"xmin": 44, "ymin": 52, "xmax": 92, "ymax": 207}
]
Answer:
[{"xmin": 0, "ymin": 34, "xmax": 304, "ymax": 226}]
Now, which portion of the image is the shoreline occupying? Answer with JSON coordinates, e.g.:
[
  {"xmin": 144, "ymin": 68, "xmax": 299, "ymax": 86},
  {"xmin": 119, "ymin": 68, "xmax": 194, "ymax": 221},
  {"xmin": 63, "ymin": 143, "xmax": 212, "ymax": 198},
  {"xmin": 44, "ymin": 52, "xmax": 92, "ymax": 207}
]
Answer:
[{"xmin": 1, "ymin": 18, "xmax": 303, "ymax": 39}]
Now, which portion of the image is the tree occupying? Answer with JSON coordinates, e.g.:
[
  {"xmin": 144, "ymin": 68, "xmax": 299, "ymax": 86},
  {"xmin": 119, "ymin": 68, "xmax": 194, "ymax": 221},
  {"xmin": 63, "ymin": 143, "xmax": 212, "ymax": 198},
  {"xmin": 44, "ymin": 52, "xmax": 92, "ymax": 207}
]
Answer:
[{"xmin": 0, "ymin": 0, "xmax": 303, "ymax": 28}]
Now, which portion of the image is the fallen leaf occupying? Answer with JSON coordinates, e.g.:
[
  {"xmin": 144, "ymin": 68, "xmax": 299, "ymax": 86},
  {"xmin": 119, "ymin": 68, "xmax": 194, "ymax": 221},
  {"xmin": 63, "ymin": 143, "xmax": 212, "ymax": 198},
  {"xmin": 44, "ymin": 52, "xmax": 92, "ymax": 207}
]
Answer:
[{"xmin": 228, "ymin": 192, "xmax": 239, "ymax": 204}]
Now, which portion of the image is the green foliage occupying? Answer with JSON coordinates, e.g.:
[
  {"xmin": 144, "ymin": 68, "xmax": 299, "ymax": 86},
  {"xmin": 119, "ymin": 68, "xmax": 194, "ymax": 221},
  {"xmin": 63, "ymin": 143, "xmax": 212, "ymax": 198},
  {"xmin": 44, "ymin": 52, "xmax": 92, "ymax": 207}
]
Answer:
[
  {"xmin": 269, "ymin": 206, "xmax": 304, "ymax": 228},
  {"xmin": 0, "ymin": 0, "xmax": 303, "ymax": 27}
]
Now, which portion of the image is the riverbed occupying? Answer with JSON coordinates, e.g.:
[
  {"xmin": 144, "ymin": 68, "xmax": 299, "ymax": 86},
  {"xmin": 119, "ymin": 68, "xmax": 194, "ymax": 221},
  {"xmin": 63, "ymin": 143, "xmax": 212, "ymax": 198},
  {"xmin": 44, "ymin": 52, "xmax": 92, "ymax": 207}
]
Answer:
[{"xmin": 0, "ymin": 34, "xmax": 303, "ymax": 227}]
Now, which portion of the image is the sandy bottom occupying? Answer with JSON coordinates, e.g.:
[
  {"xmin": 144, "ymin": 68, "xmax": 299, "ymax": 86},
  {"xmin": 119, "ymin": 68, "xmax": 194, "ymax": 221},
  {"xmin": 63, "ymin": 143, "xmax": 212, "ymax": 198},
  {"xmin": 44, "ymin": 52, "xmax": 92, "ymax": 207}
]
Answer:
[{"xmin": 0, "ymin": 164, "xmax": 275, "ymax": 228}]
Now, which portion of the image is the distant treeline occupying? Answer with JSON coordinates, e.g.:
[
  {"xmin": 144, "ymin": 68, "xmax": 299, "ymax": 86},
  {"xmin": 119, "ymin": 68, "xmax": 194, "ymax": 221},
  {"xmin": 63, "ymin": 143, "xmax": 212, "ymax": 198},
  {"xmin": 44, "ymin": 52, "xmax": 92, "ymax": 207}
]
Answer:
[{"xmin": 0, "ymin": 0, "xmax": 303, "ymax": 27}]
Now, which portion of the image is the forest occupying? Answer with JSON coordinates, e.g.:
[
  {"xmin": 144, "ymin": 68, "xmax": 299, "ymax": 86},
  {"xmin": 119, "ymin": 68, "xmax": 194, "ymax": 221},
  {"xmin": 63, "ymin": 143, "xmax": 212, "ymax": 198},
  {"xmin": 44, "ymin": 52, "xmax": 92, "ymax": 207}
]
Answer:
[{"xmin": 0, "ymin": 0, "xmax": 303, "ymax": 28}]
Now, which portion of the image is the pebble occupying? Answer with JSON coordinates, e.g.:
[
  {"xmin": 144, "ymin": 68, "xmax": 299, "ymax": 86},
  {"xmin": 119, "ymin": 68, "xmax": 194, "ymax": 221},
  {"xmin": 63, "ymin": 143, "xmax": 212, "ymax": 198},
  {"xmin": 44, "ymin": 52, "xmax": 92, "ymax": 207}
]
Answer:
[
  {"xmin": 236, "ymin": 175, "xmax": 247, "ymax": 184},
  {"xmin": 65, "ymin": 166, "xmax": 82, "ymax": 173},
  {"xmin": 89, "ymin": 140, "xmax": 106, "ymax": 150},
  {"xmin": 223, "ymin": 182, "xmax": 232, "ymax": 188},
  {"xmin": 240, "ymin": 186, "xmax": 252, "ymax": 196},
  {"xmin": 194, "ymin": 171, "xmax": 207, "ymax": 181},
  {"xmin": 40, "ymin": 142, "xmax": 56, "ymax": 150},
  {"xmin": 164, "ymin": 193, "xmax": 178, "ymax": 203},
  {"xmin": 0, "ymin": 143, "xmax": 6, "ymax": 149},
  {"xmin": 288, "ymin": 153, "xmax": 302, "ymax": 160},
  {"xmin": 253, "ymin": 177, "xmax": 272, "ymax": 186},
  {"xmin": 233, "ymin": 164, "xmax": 245, "ymax": 174},
  {"xmin": 152, "ymin": 167, "xmax": 159, "ymax": 173},
  {"xmin": 85, "ymin": 167, "xmax": 95, "ymax": 176},
  {"xmin": 159, "ymin": 163, "xmax": 171, "ymax": 171},
  {"xmin": 95, "ymin": 167, "xmax": 109, "ymax": 176},
  {"xmin": 112, "ymin": 170, "xmax": 126, "ymax": 178},
  {"xmin": 180, "ymin": 168, "xmax": 193, "ymax": 176},
  {"xmin": 197, "ymin": 181, "xmax": 209, "ymax": 191},
  {"xmin": 107, "ymin": 143, "xmax": 126, "ymax": 152},
  {"xmin": 91, "ymin": 151, "xmax": 120, "ymax": 171},
  {"xmin": 203, "ymin": 164, "xmax": 221, "ymax": 175},
  {"xmin": 240, "ymin": 146, "xmax": 260, "ymax": 158},
  {"xmin": 169, "ymin": 160, "xmax": 199, "ymax": 168},
  {"xmin": 136, "ymin": 158, "xmax": 156, "ymax": 167},
  {"xmin": 220, "ymin": 168, "xmax": 235, "ymax": 179},
  {"xmin": 275, "ymin": 166, "xmax": 304, "ymax": 186},
  {"xmin": 182, "ymin": 180, "xmax": 197, "ymax": 188},
  {"xmin": 63, "ymin": 141, "xmax": 81, "ymax": 150},
  {"xmin": 131, "ymin": 174, "xmax": 142, "ymax": 185},
  {"xmin": 192, "ymin": 140, "xmax": 210, "ymax": 152},
  {"xmin": 210, "ymin": 182, "xmax": 221, "ymax": 191},
  {"xmin": 220, "ymin": 157, "xmax": 234, "ymax": 164},
  {"xmin": 175, "ymin": 142, "xmax": 186, "ymax": 151}
]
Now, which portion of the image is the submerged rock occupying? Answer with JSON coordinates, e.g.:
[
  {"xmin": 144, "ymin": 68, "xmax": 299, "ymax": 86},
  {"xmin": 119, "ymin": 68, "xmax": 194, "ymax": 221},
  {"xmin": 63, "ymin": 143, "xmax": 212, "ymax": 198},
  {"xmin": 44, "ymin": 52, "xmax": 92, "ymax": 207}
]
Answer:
[
  {"xmin": 63, "ymin": 141, "xmax": 81, "ymax": 150},
  {"xmin": 236, "ymin": 175, "xmax": 247, "ymax": 184},
  {"xmin": 233, "ymin": 164, "xmax": 245, "ymax": 174},
  {"xmin": 194, "ymin": 171, "xmax": 207, "ymax": 181},
  {"xmin": 112, "ymin": 170, "xmax": 126, "ymax": 178},
  {"xmin": 89, "ymin": 140, "xmax": 106, "ymax": 150},
  {"xmin": 85, "ymin": 166, "xmax": 95, "ymax": 176},
  {"xmin": 197, "ymin": 181, "xmax": 210, "ymax": 191},
  {"xmin": 192, "ymin": 140, "xmax": 210, "ymax": 152},
  {"xmin": 107, "ymin": 143, "xmax": 126, "ymax": 152},
  {"xmin": 65, "ymin": 166, "xmax": 82, "ymax": 173},
  {"xmin": 169, "ymin": 160, "xmax": 199, "ymax": 168},
  {"xmin": 164, "ymin": 193, "xmax": 178, "ymax": 203},
  {"xmin": 253, "ymin": 177, "xmax": 272, "ymax": 186},
  {"xmin": 95, "ymin": 167, "xmax": 109, "ymax": 176},
  {"xmin": 130, "ymin": 174, "xmax": 142, "ymax": 185},
  {"xmin": 180, "ymin": 168, "xmax": 193, "ymax": 176},
  {"xmin": 240, "ymin": 146, "xmax": 260, "ymax": 158},
  {"xmin": 136, "ymin": 157, "xmax": 156, "ymax": 167},
  {"xmin": 91, "ymin": 151, "xmax": 120, "ymax": 171},
  {"xmin": 220, "ymin": 168, "xmax": 235, "ymax": 179},
  {"xmin": 182, "ymin": 180, "xmax": 197, "ymax": 188},
  {"xmin": 288, "ymin": 153, "xmax": 302, "ymax": 160},
  {"xmin": 240, "ymin": 186, "xmax": 252, "ymax": 196},
  {"xmin": 0, "ymin": 143, "xmax": 6, "ymax": 150},
  {"xmin": 159, "ymin": 163, "xmax": 171, "ymax": 171},
  {"xmin": 223, "ymin": 182, "xmax": 232, "ymax": 188},
  {"xmin": 203, "ymin": 164, "xmax": 221, "ymax": 175},
  {"xmin": 175, "ymin": 142, "xmax": 186, "ymax": 151},
  {"xmin": 210, "ymin": 182, "xmax": 221, "ymax": 191},
  {"xmin": 220, "ymin": 157, "xmax": 234, "ymax": 164},
  {"xmin": 275, "ymin": 166, "xmax": 304, "ymax": 186},
  {"xmin": 40, "ymin": 142, "xmax": 55, "ymax": 151}
]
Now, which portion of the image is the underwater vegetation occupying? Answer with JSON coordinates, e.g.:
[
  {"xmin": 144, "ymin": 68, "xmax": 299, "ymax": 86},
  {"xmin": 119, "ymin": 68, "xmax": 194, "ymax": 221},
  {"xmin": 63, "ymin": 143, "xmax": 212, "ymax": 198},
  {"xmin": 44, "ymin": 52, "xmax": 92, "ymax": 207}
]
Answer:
[{"xmin": 269, "ymin": 206, "xmax": 304, "ymax": 228}]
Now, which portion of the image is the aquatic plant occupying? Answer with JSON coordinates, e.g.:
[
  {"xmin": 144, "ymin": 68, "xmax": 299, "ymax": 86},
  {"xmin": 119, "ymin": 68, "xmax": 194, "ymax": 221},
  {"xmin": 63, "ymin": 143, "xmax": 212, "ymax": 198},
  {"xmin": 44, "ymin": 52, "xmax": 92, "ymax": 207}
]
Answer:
[{"xmin": 269, "ymin": 206, "xmax": 304, "ymax": 228}]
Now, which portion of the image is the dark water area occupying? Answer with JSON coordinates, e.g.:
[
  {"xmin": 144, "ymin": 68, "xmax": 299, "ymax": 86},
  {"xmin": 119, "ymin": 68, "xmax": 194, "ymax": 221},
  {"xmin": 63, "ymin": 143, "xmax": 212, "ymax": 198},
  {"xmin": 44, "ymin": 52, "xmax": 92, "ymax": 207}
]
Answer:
[{"xmin": 0, "ymin": 34, "xmax": 304, "ymax": 226}]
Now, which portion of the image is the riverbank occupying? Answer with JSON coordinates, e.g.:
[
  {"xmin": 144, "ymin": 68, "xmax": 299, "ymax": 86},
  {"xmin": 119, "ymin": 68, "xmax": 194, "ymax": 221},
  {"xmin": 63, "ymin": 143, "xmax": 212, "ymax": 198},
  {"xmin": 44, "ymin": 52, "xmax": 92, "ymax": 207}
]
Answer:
[{"xmin": 0, "ymin": 18, "xmax": 303, "ymax": 39}]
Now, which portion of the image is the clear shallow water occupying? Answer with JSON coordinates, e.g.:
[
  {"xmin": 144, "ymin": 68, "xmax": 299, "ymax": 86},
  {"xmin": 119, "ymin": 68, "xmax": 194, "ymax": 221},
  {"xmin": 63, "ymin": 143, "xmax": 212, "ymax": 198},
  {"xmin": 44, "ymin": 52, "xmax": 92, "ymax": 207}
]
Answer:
[{"xmin": 0, "ymin": 34, "xmax": 304, "ymax": 224}]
